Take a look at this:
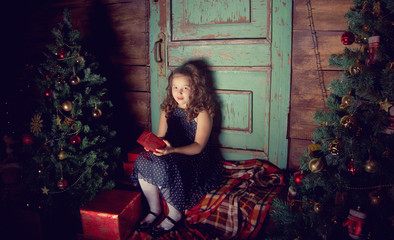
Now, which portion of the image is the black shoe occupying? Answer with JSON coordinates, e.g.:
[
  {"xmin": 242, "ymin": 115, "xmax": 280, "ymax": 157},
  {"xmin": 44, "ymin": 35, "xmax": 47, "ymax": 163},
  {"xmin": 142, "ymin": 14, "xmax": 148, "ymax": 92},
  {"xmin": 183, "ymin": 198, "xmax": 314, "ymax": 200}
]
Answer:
[
  {"xmin": 150, "ymin": 215, "xmax": 180, "ymax": 238},
  {"xmin": 136, "ymin": 211, "xmax": 162, "ymax": 232}
]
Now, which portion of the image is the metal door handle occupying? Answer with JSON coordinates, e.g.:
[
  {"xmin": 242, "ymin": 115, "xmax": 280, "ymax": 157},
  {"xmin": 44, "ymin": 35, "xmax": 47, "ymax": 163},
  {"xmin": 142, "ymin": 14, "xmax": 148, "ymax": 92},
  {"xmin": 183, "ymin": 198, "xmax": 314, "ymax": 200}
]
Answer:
[
  {"xmin": 154, "ymin": 39, "xmax": 163, "ymax": 63},
  {"xmin": 155, "ymin": 33, "xmax": 166, "ymax": 77}
]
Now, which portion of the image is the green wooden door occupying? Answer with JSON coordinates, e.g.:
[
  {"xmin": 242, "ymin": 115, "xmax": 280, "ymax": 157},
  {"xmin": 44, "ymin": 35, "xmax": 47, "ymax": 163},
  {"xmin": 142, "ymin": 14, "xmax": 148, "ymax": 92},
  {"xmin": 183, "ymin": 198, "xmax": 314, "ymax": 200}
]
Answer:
[{"xmin": 150, "ymin": 0, "xmax": 291, "ymax": 168}]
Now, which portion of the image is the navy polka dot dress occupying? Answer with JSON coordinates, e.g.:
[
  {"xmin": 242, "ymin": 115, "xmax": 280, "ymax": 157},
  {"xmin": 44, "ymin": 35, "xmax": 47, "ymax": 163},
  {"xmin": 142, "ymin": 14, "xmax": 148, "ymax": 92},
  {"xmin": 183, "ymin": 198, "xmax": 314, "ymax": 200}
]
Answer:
[{"xmin": 131, "ymin": 108, "xmax": 222, "ymax": 212}]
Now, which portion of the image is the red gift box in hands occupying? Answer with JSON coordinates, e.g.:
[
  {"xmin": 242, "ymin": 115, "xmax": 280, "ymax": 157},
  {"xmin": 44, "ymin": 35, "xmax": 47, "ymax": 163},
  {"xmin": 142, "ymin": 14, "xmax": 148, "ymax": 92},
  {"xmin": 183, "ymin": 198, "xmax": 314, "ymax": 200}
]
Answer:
[{"xmin": 137, "ymin": 131, "xmax": 166, "ymax": 152}]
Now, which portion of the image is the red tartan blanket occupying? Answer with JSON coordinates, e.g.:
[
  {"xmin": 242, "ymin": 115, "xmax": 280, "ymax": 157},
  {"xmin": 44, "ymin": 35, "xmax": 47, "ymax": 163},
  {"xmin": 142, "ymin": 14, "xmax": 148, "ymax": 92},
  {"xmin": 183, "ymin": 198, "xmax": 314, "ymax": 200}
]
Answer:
[
  {"xmin": 184, "ymin": 159, "xmax": 285, "ymax": 240},
  {"xmin": 129, "ymin": 159, "xmax": 284, "ymax": 240}
]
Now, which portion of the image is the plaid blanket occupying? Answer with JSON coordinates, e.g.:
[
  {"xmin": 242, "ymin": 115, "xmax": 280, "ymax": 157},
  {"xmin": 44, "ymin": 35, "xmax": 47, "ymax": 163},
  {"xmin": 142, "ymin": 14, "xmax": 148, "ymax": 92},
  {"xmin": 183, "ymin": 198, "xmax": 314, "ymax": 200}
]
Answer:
[
  {"xmin": 184, "ymin": 159, "xmax": 285, "ymax": 240},
  {"xmin": 129, "ymin": 159, "xmax": 284, "ymax": 240}
]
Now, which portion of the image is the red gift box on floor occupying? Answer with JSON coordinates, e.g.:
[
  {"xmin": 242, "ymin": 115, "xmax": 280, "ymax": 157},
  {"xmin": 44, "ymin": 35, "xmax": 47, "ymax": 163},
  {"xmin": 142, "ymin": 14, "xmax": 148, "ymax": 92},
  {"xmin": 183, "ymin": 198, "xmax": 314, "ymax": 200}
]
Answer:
[
  {"xmin": 80, "ymin": 190, "xmax": 142, "ymax": 240},
  {"xmin": 137, "ymin": 131, "xmax": 166, "ymax": 152}
]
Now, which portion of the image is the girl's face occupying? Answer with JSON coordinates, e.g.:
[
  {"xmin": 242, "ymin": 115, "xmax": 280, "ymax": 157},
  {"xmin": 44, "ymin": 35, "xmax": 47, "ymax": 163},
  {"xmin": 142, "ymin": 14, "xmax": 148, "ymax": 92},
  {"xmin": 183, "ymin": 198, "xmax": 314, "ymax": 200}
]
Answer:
[{"xmin": 171, "ymin": 73, "xmax": 192, "ymax": 109}]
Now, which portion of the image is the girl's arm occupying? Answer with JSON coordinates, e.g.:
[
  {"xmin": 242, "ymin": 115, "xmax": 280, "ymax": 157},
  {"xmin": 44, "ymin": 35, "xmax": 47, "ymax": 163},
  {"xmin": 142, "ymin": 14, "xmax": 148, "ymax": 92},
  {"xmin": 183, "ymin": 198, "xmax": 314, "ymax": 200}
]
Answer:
[
  {"xmin": 154, "ymin": 110, "xmax": 212, "ymax": 156},
  {"xmin": 157, "ymin": 111, "xmax": 168, "ymax": 138}
]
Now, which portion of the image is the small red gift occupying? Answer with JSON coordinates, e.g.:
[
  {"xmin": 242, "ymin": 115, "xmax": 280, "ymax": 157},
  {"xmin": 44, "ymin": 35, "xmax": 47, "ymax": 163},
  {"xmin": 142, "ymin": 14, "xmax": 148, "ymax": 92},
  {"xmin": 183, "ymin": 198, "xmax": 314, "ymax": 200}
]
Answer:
[
  {"xmin": 123, "ymin": 162, "xmax": 134, "ymax": 177},
  {"xmin": 123, "ymin": 148, "xmax": 144, "ymax": 177},
  {"xmin": 80, "ymin": 190, "xmax": 142, "ymax": 240},
  {"xmin": 137, "ymin": 131, "xmax": 166, "ymax": 152},
  {"xmin": 127, "ymin": 147, "xmax": 144, "ymax": 162}
]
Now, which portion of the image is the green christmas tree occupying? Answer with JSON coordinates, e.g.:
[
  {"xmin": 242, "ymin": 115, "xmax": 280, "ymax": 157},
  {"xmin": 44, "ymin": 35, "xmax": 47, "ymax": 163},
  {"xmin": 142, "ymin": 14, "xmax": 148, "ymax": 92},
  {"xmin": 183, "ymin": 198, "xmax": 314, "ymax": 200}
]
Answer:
[
  {"xmin": 21, "ymin": 9, "xmax": 121, "ymax": 219},
  {"xmin": 269, "ymin": 1, "xmax": 393, "ymax": 239}
]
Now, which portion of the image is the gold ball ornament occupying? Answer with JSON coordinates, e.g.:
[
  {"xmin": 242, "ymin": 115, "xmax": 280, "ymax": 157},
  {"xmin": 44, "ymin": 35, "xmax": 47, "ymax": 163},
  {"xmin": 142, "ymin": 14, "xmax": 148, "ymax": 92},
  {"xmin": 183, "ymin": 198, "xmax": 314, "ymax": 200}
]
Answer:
[
  {"xmin": 363, "ymin": 25, "xmax": 371, "ymax": 32},
  {"xmin": 62, "ymin": 101, "xmax": 72, "ymax": 112},
  {"xmin": 369, "ymin": 191, "xmax": 382, "ymax": 206},
  {"xmin": 328, "ymin": 139, "xmax": 342, "ymax": 156},
  {"xmin": 69, "ymin": 75, "xmax": 80, "ymax": 85},
  {"xmin": 364, "ymin": 159, "xmax": 377, "ymax": 173},
  {"xmin": 340, "ymin": 114, "xmax": 357, "ymax": 131},
  {"xmin": 313, "ymin": 202, "xmax": 323, "ymax": 214},
  {"xmin": 349, "ymin": 61, "xmax": 363, "ymax": 76},
  {"xmin": 340, "ymin": 95, "xmax": 351, "ymax": 110},
  {"xmin": 92, "ymin": 108, "xmax": 102, "ymax": 118},
  {"xmin": 58, "ymin": 149, "xmax": 66, "ymax": 160},
  {"xmin": 308, "ymin": 144, "xmax": 322, "ymax": 158},
  {"xmin": 331, "ymin": 215, "xmax": 338, "ymax": 225},
  {"xmin": 76, "ymin": 55, "xmax": 85, "ymax": 64},
  {"xmin": 309, "ymin": 158, "xmax": 324, "ymax": 173}
]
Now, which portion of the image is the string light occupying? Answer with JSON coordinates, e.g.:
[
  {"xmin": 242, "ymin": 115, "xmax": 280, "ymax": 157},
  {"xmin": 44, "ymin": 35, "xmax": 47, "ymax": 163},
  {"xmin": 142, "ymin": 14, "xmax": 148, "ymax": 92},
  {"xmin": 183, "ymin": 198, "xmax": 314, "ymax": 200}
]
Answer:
[
  {"xmin": 306, "ymin": 0, "xmax": 327, "ymax": 110},
  {"xmin": 49, "ymin": 162, "xmax": 97, "ymax": 194}
]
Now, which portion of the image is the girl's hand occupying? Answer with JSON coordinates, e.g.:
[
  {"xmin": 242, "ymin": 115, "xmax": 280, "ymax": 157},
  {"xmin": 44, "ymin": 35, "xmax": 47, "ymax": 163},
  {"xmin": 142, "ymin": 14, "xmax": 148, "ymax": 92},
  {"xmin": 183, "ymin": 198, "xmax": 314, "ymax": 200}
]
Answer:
[{"xmin": 153, "ymin": 140, "xmax": 174, "ymax": 156}]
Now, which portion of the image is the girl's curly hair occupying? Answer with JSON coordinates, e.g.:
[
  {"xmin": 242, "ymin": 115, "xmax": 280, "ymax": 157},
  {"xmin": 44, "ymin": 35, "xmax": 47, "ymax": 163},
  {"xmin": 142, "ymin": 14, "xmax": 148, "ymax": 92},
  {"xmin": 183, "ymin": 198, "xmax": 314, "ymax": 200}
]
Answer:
[{"xmin": 160, "ymin": 62, "xmax": 216, "ymax": 122}]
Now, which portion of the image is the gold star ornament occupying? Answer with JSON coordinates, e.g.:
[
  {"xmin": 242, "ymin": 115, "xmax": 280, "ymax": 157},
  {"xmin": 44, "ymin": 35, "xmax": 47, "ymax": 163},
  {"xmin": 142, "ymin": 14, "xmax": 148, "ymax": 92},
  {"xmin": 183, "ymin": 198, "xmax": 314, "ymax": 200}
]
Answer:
[
  {"xmin": 30, "ymin": 114, "xmax": 43, "ymax": 134},
  {"xmin": 56, "ymin": 115, "xmax": 61, "ymax": 126},
  {"xmin": 380, "ymin": 98, "xmax": 392, "ymax": 112},
  {"xmin": 41, "ymin": 186, "xmax": 49, "ymax": 195}
]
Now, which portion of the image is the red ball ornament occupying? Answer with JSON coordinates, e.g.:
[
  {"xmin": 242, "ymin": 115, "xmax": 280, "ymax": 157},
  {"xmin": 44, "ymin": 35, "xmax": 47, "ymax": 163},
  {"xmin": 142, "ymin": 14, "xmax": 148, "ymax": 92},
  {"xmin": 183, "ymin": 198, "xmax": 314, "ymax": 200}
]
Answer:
[
  {"xmin": 57, "ymin": 178, "xmax": 68, "ymax": 190},
  {"xmin": 22, "ymin": 133, "xmax": 34, "ymax": 145},
  {"xmin": 293, "ymin": 171, "xmax": 306, "ymax": 186},
  {"xmin": 44, "ymin": 89, "xmax": 53, "ymax": 98},
  {"xmin": 341, "ymin": 31, "xmax": 355, "ymax": 45},
  {"xmin": 347, "ymin": 159, "xmax": 357, "ymax": 175},
  {"xmin": 58, "ymin": 49, "xmax": 67, "ymax": 59},
  {"xmin": 70, "ymin": 135, "xmax": 81, "ymax": 145}
]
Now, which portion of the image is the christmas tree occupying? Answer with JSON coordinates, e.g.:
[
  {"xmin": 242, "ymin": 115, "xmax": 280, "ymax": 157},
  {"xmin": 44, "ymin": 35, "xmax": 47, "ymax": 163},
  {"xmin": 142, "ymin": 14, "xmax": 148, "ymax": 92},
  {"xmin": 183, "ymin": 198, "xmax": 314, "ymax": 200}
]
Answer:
[
  {"xmin": 269, "ymin": 1, "xmax": 394, "ymax": 239},
  {"xmin": 19, "ymin": 9, "xmax": 121, "ymax": 224}
]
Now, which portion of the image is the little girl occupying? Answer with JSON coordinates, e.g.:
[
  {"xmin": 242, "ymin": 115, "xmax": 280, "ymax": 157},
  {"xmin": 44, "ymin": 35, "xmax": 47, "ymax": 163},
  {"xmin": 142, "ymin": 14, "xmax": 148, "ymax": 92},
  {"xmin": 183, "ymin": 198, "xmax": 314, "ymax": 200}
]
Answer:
[{"xmin": 131, "ymin": 61, "xmax": 222, "ymax": 237}]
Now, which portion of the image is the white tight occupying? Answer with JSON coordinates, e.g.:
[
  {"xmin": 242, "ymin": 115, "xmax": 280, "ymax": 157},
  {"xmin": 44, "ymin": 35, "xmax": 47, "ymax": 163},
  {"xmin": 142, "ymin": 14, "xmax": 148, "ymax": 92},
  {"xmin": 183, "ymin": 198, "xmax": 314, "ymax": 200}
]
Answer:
[{"xmin": 138, "ymin": 178, "xmax": 182, "ymax": 229}]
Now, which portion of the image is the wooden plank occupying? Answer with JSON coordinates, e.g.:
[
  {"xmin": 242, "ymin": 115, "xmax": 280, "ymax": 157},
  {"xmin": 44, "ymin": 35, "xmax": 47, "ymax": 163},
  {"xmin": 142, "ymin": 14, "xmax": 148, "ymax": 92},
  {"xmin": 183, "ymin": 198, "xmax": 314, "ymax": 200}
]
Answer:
[
  {"xmin": 288, "ymin": 139, "xmax": 312, "ymax": 170},
  {"xmin": 124, "ymin": 92, "xmax": 151, "ymax": 129},
  {"xmin": 289, "ymin": 107, "xmax": 319, "ymax": 140},
  {"xmin": 52, "ymin": 0, "xmax": 96, "ymax": 8},
  {"xmin": 291, "ymin": 70, "xmax": 340, "ymax": 96},
  {"xmin": 104, "ymin": 1, "xmax": 148, "ymax": 65},
  {"xmin": 293, "ymin": 0, "xmax": 353, "ymax": 31},
  {"xmin": 104, "ymin": 1, "xmax": 147, "ymax": 33},
  {"xmin": 293, "ymin": 30, "xmax": 352, "ymax": 70},
  {"xmin": 117, "ymin": 66, "xmax": 150, "ymax": 92},
  {"xmin": 109, "ymin": 33, "xmax": 148, "ymax": 65}
]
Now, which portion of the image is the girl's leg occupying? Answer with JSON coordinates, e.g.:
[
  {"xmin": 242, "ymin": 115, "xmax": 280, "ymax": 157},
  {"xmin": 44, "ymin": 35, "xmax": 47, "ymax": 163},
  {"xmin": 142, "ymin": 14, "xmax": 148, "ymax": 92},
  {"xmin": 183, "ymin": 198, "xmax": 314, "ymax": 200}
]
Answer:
[
  {"xmin": 139, "ymin": 178, "xmax": 162, "ymax": 224},
  {"xmin": 157, "ymin": 203, "xmax": 182, "ymax": 230}
]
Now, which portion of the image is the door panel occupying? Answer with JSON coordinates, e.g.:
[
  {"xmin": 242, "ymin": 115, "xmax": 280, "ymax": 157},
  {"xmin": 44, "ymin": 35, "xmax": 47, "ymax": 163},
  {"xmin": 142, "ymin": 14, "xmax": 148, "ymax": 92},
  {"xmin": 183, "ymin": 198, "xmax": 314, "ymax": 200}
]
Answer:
[
  {"xmin": 168, "ymin": 42, "xmax": 271, "ymax": 67},
  {"xmin": 171, "ymin": 0, "xmax": 268, "ymax": 40},
  {"xmin": 213, "ymin": 70, "xmax": 269, "ymax": 151},
  {"xmin": 150, "ymin": 0, "xmax": 291, "ymax": 168}
]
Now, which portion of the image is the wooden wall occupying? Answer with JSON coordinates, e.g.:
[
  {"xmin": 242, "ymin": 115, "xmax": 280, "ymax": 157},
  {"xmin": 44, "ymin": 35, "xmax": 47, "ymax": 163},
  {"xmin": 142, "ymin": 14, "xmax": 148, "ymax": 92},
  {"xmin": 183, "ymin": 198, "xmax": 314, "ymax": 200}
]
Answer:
[
  {"xmin": 288, "ymin": 0, "xmax": 354, "ymax": 169},
  {"xmin": 12, "ymin": 0, "xmax": 151, "ymax": 152},
  {"xmin": 5, "ymin": 0, "xmax": 356, "ymax": 168}
]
